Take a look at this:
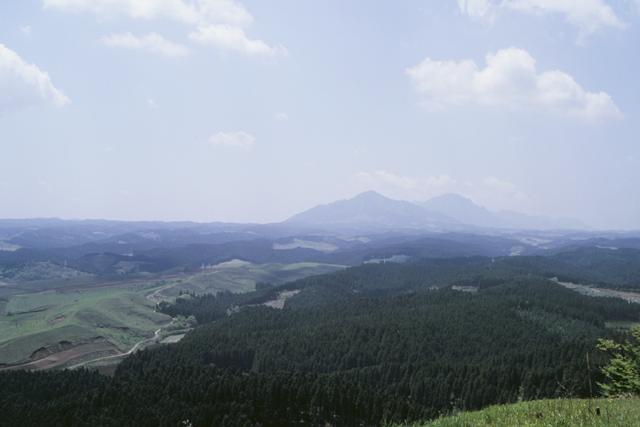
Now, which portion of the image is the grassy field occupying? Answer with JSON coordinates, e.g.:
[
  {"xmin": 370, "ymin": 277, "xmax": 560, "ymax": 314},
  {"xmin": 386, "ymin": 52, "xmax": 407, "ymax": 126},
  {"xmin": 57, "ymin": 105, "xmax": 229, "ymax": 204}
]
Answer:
[
  {"xmin": 0, "ymin": 285, "xmax": 170, "ymax": 364},
  {"xmin": 147, "ymin": 260, "xmax": 345, "ymax": 302},
  {"xmin": 409, "ymin": 398, "xmax": 640, "ymax": 427},
  {"xmin": 0, "ymin": 261, "xmax": 344, "ymax": 366}
]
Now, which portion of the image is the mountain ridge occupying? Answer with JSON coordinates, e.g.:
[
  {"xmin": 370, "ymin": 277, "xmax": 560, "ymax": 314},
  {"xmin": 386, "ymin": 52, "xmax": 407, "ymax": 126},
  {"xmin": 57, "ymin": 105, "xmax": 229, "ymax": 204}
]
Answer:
[
  {"xmin": 284, "ymin": 191, "xmax": 458, "ymax": 231},
  {"xmin": 286, "ymin": 191, "xmax": 585, "ymax": 231}
]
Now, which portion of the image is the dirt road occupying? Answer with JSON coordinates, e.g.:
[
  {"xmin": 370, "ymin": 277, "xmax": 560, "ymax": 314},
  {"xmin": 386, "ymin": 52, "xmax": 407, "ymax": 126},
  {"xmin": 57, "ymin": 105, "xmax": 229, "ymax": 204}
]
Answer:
[{"xmin": 67, "ymin": 323, "xmax": 171, "ymax": 370}]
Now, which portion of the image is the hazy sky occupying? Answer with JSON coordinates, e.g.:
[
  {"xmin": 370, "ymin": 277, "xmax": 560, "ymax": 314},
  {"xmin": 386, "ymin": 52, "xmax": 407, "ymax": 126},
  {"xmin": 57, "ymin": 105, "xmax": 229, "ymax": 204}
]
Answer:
[{"xmin": 1, "ymin": 0, "xmax": 639, "ymax": 229}]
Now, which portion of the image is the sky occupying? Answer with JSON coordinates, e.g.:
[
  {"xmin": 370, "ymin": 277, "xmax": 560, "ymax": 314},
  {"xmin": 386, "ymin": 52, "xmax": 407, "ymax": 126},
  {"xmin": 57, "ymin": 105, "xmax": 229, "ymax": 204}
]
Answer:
[{"xmin": 0, "ymin": 0, "xmax": 639, "ymax": 229}]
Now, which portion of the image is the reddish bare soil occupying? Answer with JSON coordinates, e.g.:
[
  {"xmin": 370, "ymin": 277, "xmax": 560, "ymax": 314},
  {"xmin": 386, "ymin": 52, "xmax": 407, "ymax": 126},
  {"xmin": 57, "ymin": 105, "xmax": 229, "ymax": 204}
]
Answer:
[{"xmin": 1, "ymin": 341, "xmax": 120, "ymax": 371}]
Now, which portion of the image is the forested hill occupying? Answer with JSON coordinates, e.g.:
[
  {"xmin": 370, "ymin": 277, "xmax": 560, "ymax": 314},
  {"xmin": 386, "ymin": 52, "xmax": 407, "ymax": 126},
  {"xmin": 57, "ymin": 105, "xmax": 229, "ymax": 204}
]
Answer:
[
  {"xmin": 1, "ymin": 259, "xmax": 639, "ymax": 426},
  {"xmin": 160, "ymin": 251, "xmax": 640, "ymax": 323}
]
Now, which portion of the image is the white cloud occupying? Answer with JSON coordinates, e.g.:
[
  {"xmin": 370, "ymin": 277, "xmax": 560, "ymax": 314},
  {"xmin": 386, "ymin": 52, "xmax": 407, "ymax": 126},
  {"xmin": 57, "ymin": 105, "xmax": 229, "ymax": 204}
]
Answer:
[
  {"xmin": 209, "ymin": 131, "xmax": 255, "ymax": 149},
  {"xmin": 189, "ymin": 25, "xmax": 286, "ymax": 56},
  {"xmin": 44, "ymin": 0, "xmax": 284, "ymax": 57},
  {"xmin": 508, "ymin": 0, "xmax": 625, "ymax": 35},
  {"xmin": 458, "ymin": 0, "xmax": 625, "ymax": 37},
  {"xmin": 275, "ymin": 112, "xmax": 289, "ymax": 121},
  {"xmin": 20, "ymin": 25, "xmax": 33, "ymax": 36},
  {"xmin": 406, "ymin": 47, "xmax": 621, "ymax": 121},
  {"xmin": 457, "ymin": 0, "xmax": 497, "ymax": 22},
  {"xmin": 147, "ymin": 98, "xmax": 159, "ymax": 109},
  {"xmin": 0, "ymin": 44, "xmax": 70, "ymax": 114},
  {"xmin": 44, "ymin": 0, "xmax": 195, "ymax": 22},
  {"xmin": 43, "ymin": 0, "xmax": 251, "ymax": 26},
  {"xmin": 196, "ymin": 0, "xmax": 253, "ymax": 27},
  {"xmin": 101, "ymin": 32, "xmax": 190, "ymax": 57}
]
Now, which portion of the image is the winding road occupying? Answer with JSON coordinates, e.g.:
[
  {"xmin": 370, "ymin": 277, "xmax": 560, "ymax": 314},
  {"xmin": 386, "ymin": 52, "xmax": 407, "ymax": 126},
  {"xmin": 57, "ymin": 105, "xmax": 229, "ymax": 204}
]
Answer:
[{"xmin": 67, "ymin": 322, "xmax": 171, "ymax": 370}]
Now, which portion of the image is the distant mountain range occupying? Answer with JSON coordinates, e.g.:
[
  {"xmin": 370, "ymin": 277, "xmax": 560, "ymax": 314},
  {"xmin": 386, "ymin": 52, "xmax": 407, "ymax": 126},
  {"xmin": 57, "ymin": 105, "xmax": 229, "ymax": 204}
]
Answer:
[
  {"xmin": 285, "ymin": 191, "xmax": 457, "ymax": 231},
  {"xmin": 0, "ymin": 192, "xmax": 591, "ymax": 255},
  {"xmin": 285, "ymin": 191, "xmax": 585, "ymax": 231},
  {"xmin": 420, "ymin": 193, "xmax": 585, "ymax": 230}
]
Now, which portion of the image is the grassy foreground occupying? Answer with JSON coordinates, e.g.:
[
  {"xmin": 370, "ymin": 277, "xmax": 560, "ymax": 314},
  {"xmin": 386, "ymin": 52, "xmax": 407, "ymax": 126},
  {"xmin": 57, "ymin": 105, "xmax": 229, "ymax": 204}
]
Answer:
[{"xmin": 410, "ymin": 398, "xmax": 640, "ymax": 427}]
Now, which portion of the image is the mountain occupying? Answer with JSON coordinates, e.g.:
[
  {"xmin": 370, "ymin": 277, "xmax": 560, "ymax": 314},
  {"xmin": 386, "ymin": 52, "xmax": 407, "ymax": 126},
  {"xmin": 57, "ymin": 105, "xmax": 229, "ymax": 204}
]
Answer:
[
  {"xmin": 284, "ymin": 191, "xmax": 457, "ymax": 231},
  {"xmin": 285, "ymin": 191, "xmax": 584, "ymax": 232},
  {"xmin": 420, "ymin": 194, "xmax": 500, "ymax": 228},
  {"xmin": 420, "ymin": 193, "xmax": 585, "ymax": 231}
]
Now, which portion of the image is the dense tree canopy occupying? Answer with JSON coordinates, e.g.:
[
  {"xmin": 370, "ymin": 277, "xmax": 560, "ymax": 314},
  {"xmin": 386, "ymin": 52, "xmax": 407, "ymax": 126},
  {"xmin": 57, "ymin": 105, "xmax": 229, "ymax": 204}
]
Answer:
[{"xmin": 2, "ymin": 259, "xmax": 639, "ymax": 426}]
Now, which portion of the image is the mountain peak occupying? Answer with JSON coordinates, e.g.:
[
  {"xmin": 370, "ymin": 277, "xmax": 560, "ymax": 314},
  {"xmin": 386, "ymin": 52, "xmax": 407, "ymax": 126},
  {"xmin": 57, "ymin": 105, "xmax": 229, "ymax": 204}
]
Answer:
[
  {"xmin": 284, "ymin": 191, "xmax": 583, "ymax": 232},
  {"xmin": 351, "ymin": 190, "xmax": 390, "ymax": 201},
  {"xmin": 284, "ymin": 191, "xmax": 455, "ymax": 230}
]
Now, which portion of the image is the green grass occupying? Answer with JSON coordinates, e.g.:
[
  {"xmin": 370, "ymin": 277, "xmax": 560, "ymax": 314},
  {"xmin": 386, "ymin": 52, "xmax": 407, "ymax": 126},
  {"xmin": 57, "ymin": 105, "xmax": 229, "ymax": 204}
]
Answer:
[
  {"xmin": 0, "ymin": 324, "xmax": 99, "ymax": 364},
  {"xmin": 152, "ymin": 261, "xmax": 345, "ymax": 300},
  {"xmin": 0, "ymin": 284, "xmax": 171, "ymax": 364},
  {"xmin": 409, "ymin": 398, "xmax": 640, "ymax": 427},
  {"xmin": 0, "ymin": 262, "xmax": 344, "ymax": 365}
]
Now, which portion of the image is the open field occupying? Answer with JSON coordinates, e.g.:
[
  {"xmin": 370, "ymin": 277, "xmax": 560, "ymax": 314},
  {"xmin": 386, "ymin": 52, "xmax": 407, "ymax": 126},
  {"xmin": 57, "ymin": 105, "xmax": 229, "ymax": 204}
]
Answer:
[
  {"xmin": 0, "ymin": 284, "xmax": 171, "ymax": 366},
  {"xmin": 273, "ymin": 238, "xmax": 339, "ymax": 252},
  {"xmin": 5, "ymin": 341, "xmax": 120, "ymax": 370},
  {"xmin": 146, "ymin": 260, "xmax": 345, "ymax": 302},
  {"xmin": 553, "ymin": 278, "xmax": 640, "ymax": 304},
  {"xmin": 0, "ymin": 261, "xmax": 344, "ymax": 368},
  {"xmin": 410, "ymin": 398, "xmax": 640, "ymax": 427}
]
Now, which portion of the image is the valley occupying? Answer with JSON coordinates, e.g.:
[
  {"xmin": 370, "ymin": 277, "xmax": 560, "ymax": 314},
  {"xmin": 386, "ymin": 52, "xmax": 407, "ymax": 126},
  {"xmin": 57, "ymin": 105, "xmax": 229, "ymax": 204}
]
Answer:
[
  {"xmin": 4, "ymin": 0, "xmax": 640, "ymax": 423},
  {"xmin": 1, "ymin": 200, "xmax": 640, "ymax": 426}
]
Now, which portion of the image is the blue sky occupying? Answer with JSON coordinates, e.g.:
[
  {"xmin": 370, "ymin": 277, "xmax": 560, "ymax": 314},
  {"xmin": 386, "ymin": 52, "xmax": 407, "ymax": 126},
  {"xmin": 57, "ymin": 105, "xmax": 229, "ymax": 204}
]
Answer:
[{"xmin": 0, "ymin": 0, "xmax": 639, "ymax": 228}]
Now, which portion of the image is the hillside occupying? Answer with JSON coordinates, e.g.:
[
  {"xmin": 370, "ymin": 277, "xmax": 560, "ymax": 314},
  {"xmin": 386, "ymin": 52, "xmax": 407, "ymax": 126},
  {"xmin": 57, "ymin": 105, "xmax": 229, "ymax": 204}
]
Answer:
[
  {"xmin": 0, "ymin": 261, "xmax": 343, "ymax": 369},
  {"xmin": 414, "ymin": 398, "xmax": 640, "ymax": 427},
  {"xmin": 2, "ymin": 220, "xmax": 640, "ymax": 426},
  {"xmin": 3, "ymin": 260, "xmax": 639, "ymax": 425}
]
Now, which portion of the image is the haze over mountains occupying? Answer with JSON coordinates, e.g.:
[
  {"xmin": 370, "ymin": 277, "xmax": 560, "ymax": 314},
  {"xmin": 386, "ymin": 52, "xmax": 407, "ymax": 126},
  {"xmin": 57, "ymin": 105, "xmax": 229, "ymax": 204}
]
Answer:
[
  {"xmin": 0, "ymin": 192, "xmax": 589, "ymax": 248},
  {"xmin": 285, "ymin": 191, "xmax": 455, "ymax": 231},
  {"xmin": 286, "ymin": 191, "xmax": 585, "ymax": 232},
  {"xmin": 0, "ymin": 190, "xmax": 619, "ymax": 282}
]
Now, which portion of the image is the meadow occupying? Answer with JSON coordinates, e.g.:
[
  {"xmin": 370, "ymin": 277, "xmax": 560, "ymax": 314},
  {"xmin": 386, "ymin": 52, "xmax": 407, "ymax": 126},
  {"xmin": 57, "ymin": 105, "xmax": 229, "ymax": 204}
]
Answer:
[
  {"xmin": 413, "ymin": 398, "xmax": 640, "ymax": 427},
  {"xmin": 0, "ymin": 261, "xmax": 344, "ymax": 367}
]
